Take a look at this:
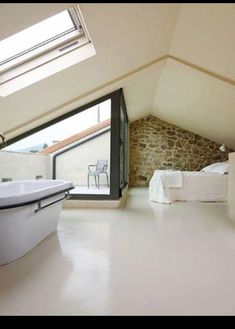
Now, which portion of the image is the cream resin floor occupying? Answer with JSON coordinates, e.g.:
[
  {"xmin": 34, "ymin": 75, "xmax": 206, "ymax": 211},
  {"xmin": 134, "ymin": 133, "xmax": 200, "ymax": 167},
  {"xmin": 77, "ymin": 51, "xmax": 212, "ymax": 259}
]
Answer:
[
  {"xmin": 1, "ymin": 188, "xmax": 235, "ymax": 315},
  {"xmin": 70, "ymin": 185, "xmax": 109, "ymax": 195}
]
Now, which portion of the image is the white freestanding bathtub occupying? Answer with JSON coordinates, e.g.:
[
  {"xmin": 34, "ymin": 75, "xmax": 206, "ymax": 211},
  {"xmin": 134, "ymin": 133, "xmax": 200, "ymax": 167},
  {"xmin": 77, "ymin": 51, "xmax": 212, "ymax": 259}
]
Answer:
[{"xmin": 0, "ymin": 180, "xmax": 74, "ymax": 265}]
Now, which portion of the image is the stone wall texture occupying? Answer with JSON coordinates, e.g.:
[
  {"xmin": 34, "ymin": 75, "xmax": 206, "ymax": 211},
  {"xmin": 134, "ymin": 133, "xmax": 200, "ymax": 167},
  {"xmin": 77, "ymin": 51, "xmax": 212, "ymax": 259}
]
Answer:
[{"xmin": 129, "ymin": 115, "xmax": 232, "ymax": 187}]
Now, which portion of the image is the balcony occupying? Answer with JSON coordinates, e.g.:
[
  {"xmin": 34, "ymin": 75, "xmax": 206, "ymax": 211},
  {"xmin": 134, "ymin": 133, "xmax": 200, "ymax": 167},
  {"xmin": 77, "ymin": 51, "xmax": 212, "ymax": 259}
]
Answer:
[{"xmin": 0, "ymin": 119, "xmax": 111, "ymax": 197}]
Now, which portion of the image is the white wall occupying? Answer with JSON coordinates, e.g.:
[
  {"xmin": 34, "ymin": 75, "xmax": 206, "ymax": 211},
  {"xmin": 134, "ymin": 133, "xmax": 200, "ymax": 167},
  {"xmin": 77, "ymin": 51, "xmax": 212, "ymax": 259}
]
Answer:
[
  {"xmin": 0, "ymin": 150, "xmax": 50, "ymax": 181},
  {"xmin": 56, "ymin": 131, "xmax": 110, "ymax": 186}
]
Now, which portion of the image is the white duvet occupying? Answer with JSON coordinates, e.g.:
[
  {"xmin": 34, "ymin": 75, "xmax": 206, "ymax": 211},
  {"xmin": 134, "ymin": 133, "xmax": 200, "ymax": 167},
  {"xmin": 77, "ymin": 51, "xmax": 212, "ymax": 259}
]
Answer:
[{"xmin": 149, "ymin": 170, "xmax": 228, "ymax": 204}]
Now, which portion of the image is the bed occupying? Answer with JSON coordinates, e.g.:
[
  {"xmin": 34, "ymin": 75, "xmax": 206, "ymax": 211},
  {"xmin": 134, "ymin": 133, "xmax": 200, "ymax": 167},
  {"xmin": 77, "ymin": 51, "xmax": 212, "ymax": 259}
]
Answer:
[{"xmin": 149, "ymin": 161, "xmax": 229, "ymax": 204}]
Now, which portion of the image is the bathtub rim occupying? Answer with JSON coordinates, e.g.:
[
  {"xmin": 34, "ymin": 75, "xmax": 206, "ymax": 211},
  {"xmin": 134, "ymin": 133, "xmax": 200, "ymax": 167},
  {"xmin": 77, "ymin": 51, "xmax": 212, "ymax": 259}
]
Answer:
[{"xmin": 0, "ymin": 185, "xmax": 74, "ymax": 210}]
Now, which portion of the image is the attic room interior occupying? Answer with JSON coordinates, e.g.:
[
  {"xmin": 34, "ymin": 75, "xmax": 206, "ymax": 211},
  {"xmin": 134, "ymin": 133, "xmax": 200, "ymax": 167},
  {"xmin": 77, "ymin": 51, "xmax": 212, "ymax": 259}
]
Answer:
[{"xmin": 0, "ymin": 2, "xmax": 235, "ymax": 316}]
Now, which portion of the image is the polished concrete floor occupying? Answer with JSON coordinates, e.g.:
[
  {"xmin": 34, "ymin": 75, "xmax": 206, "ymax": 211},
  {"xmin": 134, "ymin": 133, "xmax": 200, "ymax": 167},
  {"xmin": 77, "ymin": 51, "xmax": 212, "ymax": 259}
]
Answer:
[
  {"xmin": 70, "ymin": 185, "xmax": 109, "ymax": 195},
  {"xmin": 1, "ymin": 188, "xmax": 235, "ymax": 315}
]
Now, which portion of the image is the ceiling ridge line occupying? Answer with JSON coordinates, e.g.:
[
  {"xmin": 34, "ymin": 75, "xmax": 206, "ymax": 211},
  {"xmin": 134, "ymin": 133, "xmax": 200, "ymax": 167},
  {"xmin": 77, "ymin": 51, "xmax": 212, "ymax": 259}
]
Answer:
[
  {"xmin": 4, "ymin": 55, "xmax": 168, "ymax": 137},
  {"xmin": 5, "ymin": 53, "xmax": 235, "ymax": 137},
  {"xmin": 168, "ymin": 54, "xmax": 235, "ymax": 86}
]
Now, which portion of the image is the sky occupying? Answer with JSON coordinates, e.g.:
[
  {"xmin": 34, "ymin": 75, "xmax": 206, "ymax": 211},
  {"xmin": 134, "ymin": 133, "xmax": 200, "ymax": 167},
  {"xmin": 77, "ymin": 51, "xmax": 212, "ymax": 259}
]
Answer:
[
  {"xmin": 0, "ymin": 10, "xmax": 74, "ymax": 64},
  {"xmin": 5, "ymin": 99, "xmax": 111, "ymax": 152}
]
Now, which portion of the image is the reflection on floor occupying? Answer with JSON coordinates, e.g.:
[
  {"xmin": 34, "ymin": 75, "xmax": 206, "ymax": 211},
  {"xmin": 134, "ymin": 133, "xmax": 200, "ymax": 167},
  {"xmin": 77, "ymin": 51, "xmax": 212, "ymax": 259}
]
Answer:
[
  {"xmin": 0, "ymin": 188, "xmax": 234, "ymax": 315},
  {"xmin": 70, "ymin": 185, "xmax": 110, "ymax": 195}
]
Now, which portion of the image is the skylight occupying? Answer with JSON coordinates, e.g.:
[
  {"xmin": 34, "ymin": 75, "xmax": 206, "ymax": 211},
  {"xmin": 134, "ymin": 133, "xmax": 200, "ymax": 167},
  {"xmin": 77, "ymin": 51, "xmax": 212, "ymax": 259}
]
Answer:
[
  {"xmin": 0, "ymin": 7, "xmax": 84, "ymax": 72},
  {"xmin": 0, "ymin": 5, "xmax": 96, "ymax": 96}
]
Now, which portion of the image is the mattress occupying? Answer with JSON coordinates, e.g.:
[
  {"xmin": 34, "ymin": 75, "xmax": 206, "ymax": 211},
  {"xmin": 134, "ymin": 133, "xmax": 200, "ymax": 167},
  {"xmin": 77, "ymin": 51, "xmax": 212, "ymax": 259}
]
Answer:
[{"xmin": 149, "ymin": 170, "xmax": 228, "ymax": 204}]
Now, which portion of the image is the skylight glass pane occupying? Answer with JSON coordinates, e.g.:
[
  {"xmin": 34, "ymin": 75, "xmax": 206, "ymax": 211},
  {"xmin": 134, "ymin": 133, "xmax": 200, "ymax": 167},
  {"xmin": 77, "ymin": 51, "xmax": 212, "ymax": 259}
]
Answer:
[{"xmin": 0, "ymin": 10, "xmax": 77, "ymax": 65}]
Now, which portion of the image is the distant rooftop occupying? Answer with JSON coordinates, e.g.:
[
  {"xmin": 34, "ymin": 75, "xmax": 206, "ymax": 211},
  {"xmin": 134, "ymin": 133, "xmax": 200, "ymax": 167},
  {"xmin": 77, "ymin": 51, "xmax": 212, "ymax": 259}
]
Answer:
[{"xmin": 40, "ymin": 119, "xmax": 110, "ymax": 154}]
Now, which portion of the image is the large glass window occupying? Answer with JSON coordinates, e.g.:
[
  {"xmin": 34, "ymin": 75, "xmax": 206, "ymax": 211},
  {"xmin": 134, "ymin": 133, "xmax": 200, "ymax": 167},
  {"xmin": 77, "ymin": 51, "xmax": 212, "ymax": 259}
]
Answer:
[
  {"xmin": 3, "ymin": 89, "xmax": 128, "ymax": 200},
  {"xmin": 5, "ymin": 102, "xmax": 110, "ymax": 154},
  {"xmin": 53, "ymin": 100, "xmax": 111, "ymax": 196}
]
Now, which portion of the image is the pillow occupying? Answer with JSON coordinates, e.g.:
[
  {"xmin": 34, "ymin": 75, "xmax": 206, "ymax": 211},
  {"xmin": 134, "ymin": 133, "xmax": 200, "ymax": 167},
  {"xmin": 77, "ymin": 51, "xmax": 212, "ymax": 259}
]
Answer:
[
  {"xmin": 211, "ymin": 163, "xmax": 229, "ymax": 174},
  {"xmin": 200, "ymin": 161, "xmax": 229, "ymax": 174}
]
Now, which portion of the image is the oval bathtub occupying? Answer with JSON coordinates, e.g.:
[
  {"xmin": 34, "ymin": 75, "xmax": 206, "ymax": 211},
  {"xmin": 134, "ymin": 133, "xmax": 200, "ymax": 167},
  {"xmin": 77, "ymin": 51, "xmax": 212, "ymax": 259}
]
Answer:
[{"xmin": 0, "ymin": 180, "xmax": 74, "ymax": 265}]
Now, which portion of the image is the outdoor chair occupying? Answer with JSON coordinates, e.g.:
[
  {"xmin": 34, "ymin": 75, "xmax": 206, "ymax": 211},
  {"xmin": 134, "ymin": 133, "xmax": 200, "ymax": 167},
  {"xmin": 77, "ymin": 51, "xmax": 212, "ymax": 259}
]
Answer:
[{"xmin": 87, "ymin": 159, "xmax": 109, "ymax": 189}]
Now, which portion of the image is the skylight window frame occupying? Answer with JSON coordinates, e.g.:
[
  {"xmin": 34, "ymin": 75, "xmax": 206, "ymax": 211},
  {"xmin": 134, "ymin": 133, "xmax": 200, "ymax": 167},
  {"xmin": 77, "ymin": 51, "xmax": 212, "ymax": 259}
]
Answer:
[{"xmin": 0, "ymin": 5, "xmax": 90, "ymax": 84}]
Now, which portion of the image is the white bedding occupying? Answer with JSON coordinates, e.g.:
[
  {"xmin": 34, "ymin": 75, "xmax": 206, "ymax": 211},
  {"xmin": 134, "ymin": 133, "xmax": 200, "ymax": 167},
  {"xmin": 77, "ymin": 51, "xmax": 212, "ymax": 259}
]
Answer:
[{"xmin": 149, "ymin": 170, "xmax": 228, "ymax": 204}]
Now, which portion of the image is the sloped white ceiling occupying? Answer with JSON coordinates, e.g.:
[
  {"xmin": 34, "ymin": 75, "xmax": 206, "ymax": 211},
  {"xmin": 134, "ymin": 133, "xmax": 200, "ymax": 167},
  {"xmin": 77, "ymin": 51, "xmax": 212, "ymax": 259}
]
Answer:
[
  {"xmin": 152, "ymin": 3, "xmax": 235, "ymax": 149},
  {"xmin": 152, "ymin": 59, "xmax": 235, "ymax": 149},
  {"xmin": 0, "ymin": 3, "xmax": 235, "ymax": 149},
  {"xmin": 169, "ymin": 3, "xmax": 235, "ymax": 80},
  {"xmin": 0, "ymin": 3, "xmax": 180, "ymax": 138}
]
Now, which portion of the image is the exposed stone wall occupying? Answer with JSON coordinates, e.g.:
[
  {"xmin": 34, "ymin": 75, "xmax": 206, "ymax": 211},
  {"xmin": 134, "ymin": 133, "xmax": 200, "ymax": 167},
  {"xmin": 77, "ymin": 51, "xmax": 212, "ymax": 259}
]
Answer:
[{"xmin": 129, "ymin": 115, "xmax": 232, "ymax": 186}]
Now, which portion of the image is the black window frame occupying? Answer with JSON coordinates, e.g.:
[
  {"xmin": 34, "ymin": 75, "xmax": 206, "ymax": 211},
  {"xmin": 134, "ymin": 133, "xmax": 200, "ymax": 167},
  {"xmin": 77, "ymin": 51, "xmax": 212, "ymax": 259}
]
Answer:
[
  {"xmin": 5, "ymin": 88, "xmax": 129, "ymax": 201},
  {"xmin": 120, "ymin": 89, "xmax": 129, "ymax": 192}
]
